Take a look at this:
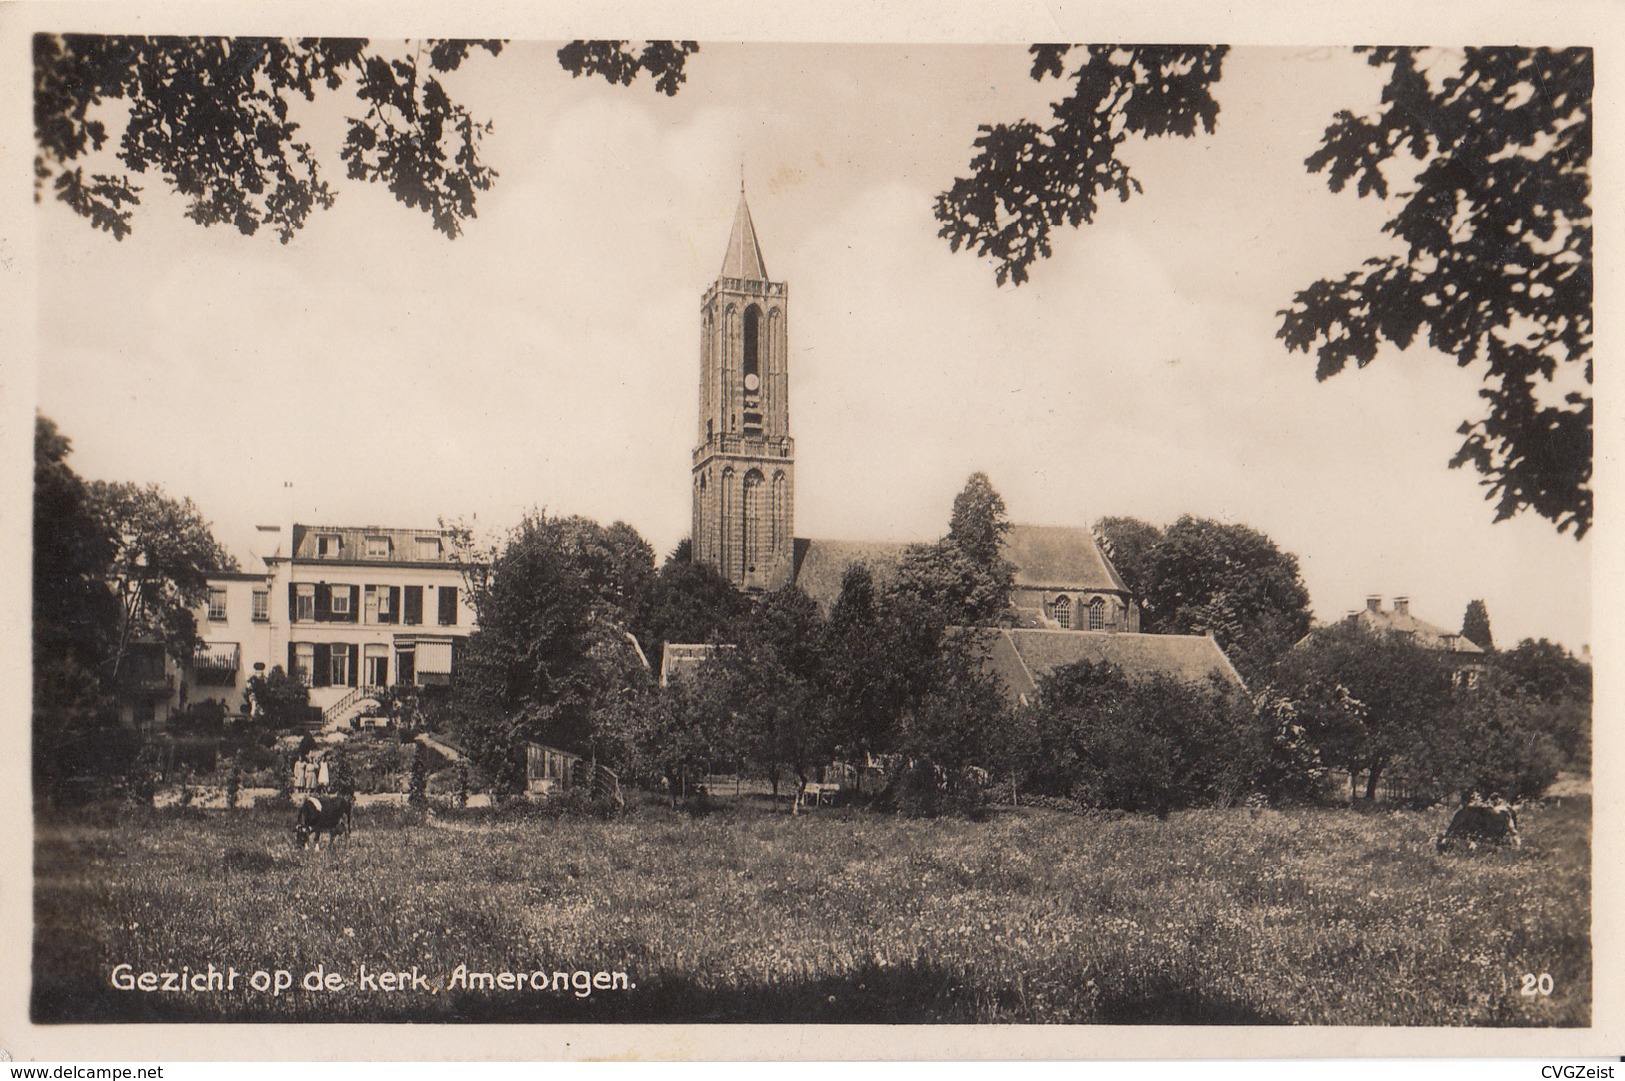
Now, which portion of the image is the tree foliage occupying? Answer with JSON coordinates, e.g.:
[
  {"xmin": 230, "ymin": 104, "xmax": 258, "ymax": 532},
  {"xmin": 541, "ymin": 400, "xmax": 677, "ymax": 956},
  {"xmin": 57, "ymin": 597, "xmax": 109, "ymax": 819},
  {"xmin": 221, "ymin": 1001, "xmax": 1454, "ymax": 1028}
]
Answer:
[
  {"xmin": 1025, "ymin": 660, "xmax": 1264, "ymax": 815},
  {"xmin": 940, "ymin": 46, "xmax": 1592, "ymax": 538},
  {"xmin": 1279, "ymin": 48, "xmax": 1592, "ymax": 538},
  {"xmin": 1095, "ymin": 515, "xmax": 1312, "ymax": 681},
  {"xmin": 1460, "ymin": 599, "xmax": 1494, "ymax": 652},
  {"xmin": 892, "ymin": 472, "xmax": 1016, "ymax": 625},
  {"xmin": 87, "ymin": 479, "xmax": 236, "ymax": 680},
  {"xmin": 1274, "ymin": 620, "xmax": 1455, "ymax": 799},
  {"xmin": 935, "ymin": 45, "xmax": 1227, "ymax": 286},
  {"xmin": 451, "ymin": 512, "xmax": 655, "ymax": 782},
  {"xmin": 35, "ymin": 35, "xmax": 697, "ymax": 241}
]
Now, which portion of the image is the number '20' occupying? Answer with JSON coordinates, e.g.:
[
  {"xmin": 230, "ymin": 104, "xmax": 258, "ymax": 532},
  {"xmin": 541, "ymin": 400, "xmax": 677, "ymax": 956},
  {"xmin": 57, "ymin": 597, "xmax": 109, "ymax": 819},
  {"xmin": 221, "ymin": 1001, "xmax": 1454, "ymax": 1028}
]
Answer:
[{"xmin": 1521, "ymin": 973, "xmax": 1554, "ymax": 997}]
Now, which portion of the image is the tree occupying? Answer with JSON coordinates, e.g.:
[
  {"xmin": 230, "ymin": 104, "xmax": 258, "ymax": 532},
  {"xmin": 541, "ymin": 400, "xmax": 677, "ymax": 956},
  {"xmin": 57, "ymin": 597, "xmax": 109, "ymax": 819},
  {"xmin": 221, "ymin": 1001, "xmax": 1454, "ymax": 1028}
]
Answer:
[
  {"xmin": 35, "ymin": 36, "xmax": 697, "ymax": 241},
  {"xmin": 1460, "ymin": 599, "xmax": 1494, "ymax": 652},
  {"xmin": 935, "ymin": 45, "xmax": 1227, "ymax": 286},
  {"xmin": 1275, "ymin": 620, "xmax": 1455, "ymax": 799},
  {"xmin": 1096, "ymin": 515, "xmax": 1311, "ymax": 682},
  {"xmin": 32, "ymin": 415, "xmax": 119, "ymax": 799},
  {"xmin": 1279, "ymin": 48, "xmax": 1592, "ymax": 538},
  {"xmin": 86, "ymin": 479, "xmax": 236, "ymax": 682},
  {"xmin": 242, "ymin": 665, "xmax": 312, "ymax": 731},
  {"xmin": 639, "ymin": 543, "xmax": 750, "ymax": 651},
  {"xmin": 890, "ymin": 473, "xmax": 1016, "ymax": 625},
  {"xmin": 1025, "ymin": 661, "xmax": 1264, "ymax": 815},
  {"xmin": 947, "ymin": 471, "xmax": 1011, "ymax": 567},
  {"xmin": 939, "ymin": 47, "xmax": 1592, "ymax": 537},
  {"xmin": 1092, "ymin": 515, "xmax": 1162, "ymax": 599}
]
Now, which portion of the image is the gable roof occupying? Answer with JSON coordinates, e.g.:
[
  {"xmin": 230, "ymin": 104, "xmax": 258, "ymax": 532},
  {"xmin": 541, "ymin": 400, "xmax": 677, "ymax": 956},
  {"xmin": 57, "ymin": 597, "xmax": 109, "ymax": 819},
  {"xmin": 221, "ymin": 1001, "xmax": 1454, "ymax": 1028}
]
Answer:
[
  {"xmin": 971, "ymin": 627, "xmax": 1245, "ymax": 706},
  {"xmin": 791, "ymin": 537, "xmax": 912, "ymax": 612},
  {"xmin": 1003, "ymin": 524, "xmax": 1128, "ymax": 592},
  {"xmin": 790, "ymin": 523, "xmax": 1130, "ymax": 613},
  {"xmin": 719, "ymin": 189, "xmax": 769, "ymax": 281}
]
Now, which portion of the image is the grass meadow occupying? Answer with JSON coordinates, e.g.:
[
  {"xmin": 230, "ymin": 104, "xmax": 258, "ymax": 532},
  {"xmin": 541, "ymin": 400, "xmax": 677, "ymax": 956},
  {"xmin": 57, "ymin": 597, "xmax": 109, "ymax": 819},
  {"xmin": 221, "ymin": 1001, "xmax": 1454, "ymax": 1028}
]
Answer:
[{"xmin": 33, "ymin": 796, "xmax": 1590, "ymax": 1025}]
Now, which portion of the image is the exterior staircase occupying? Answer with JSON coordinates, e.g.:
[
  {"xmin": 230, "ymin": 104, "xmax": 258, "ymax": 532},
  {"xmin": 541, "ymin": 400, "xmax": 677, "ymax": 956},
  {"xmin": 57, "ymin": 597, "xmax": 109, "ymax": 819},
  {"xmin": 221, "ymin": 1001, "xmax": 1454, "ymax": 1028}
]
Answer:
[{"xmin": 321, "ymin": 685, "xmax": 384, "ymax": 730}]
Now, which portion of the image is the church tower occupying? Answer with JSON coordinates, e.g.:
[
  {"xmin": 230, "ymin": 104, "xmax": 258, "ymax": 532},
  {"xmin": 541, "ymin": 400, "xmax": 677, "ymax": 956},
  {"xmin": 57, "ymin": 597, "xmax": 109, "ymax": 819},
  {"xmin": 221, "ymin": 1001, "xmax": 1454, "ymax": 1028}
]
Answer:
[{"xmin": 692, "ymin": 187, "xmax": 794, "ymax": 592}]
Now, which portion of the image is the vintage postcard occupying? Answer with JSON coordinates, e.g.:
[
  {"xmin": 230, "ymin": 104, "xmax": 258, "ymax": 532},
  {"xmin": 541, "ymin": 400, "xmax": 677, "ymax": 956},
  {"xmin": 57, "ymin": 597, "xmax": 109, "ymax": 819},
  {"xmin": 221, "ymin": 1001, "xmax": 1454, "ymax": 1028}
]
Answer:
[{"xmin": 0, "ymin": 0, "xmax": 1616, "ymax": 1062}]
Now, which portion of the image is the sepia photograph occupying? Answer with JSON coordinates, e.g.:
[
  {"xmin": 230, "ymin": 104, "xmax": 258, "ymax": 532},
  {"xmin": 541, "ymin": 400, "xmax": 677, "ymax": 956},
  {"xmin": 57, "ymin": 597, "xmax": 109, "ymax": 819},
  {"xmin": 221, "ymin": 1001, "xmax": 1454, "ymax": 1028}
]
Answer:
[{"xmin": 3, "ymin": 3, "xmax": 1612, "ymax": 1057}]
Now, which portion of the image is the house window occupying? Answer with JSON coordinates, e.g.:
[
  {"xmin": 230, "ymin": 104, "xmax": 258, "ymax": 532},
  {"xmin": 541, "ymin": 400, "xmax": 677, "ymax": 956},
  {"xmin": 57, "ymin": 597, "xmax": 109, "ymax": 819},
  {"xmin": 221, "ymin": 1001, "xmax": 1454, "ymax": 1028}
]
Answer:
[
  {"xmin": 293, "ymin": 642, "xmax": 315, "ymax": 686},
  {"xmin": 404, "ymin": 585, "xmax": 423, "ymax": 625},
  {"xmin": 317, "ymin": 535, "xmax": 341, "ymax": 558},
  {"xmin": 1088, "ymin": 598, "xmax": 1106, "ymax": 631},
  {"xmin": 252, "ymin": 590, "xmax": 269, "ymax": 622},
  {"xmin": 207, "ymin": 587, "xmax": 228, "ymax": 621},
  {"xmin": 438, "ymin": 586, "xmax": 458, "ymax": 626},
  {"xmin": 1052, "ymin": 595, "xmax": 1071, "ymax": 629},
  {"xmin": 295, "ymin": 584, "xmax": 315, "ymax": 622},
  {"xmin": 331, "ymin": 588, "xmax": 351, "ymax": 616},
  {"xmin": 330, "ymin": 645, "xmax": 350, "ymax": 687},
  {"xmin": 366, "ymin": 536, "xmax": 390, "ymax": 558},
  {"xmin": 416, "ymin": 537, "xmax": 441, "ymax": 561},
  {"xmin": 378, "ymin": 587, "xmax": 394, "ymax": 618}
]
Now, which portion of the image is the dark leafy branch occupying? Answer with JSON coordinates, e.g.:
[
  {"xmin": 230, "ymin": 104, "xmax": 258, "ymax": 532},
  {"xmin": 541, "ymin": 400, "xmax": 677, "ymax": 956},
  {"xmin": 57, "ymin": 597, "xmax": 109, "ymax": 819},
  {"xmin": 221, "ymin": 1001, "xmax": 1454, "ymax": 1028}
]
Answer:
[
  {"xmin": 35, "ymin": 36, "xmax": 698, "ymax": 241},
  {"xmin": 934, "ymin": 45, "xmax": 1228, "ymax": 286},
  {"xmin": 1278, "ymin": 48, "xmax": 1592, "ymax": 538}
]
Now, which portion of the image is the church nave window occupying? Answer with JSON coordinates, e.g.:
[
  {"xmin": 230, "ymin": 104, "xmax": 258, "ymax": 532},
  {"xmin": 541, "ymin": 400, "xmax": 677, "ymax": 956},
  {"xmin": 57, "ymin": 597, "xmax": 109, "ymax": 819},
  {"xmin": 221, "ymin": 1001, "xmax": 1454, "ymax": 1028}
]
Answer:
[
  {"xmin": 1052, "ymin": 595, "xmax": 1071, "ymax": 629},
  {"xmin": 1088, "ymin": 597, "xmax": 1106, "ymax": 631}
]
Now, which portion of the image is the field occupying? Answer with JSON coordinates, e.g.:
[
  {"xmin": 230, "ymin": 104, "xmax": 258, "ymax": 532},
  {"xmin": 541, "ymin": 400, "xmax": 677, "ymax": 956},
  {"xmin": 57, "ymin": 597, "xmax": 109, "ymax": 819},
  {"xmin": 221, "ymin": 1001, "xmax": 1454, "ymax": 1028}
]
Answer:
[{"xmin": 33, "ymin": 796, "xmax": 1590, "ymax": 1025}]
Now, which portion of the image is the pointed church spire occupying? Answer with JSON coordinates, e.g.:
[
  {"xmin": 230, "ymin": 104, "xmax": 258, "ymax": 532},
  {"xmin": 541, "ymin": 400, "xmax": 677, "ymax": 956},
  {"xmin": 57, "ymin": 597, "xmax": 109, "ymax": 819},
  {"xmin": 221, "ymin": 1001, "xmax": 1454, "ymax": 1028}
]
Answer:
[{"xmin": 719, "ymin": 186, "xmax": 769, "ymax": 281}]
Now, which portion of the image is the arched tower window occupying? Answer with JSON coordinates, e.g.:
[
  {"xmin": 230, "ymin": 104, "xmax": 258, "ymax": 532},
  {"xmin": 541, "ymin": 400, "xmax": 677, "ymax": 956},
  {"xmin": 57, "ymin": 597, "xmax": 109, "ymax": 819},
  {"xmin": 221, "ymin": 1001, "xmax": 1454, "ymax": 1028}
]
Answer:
[
  {"xmin": 742, "ymin": 470, "xmax": 764, "ymax": 571},
  {"xmin": 743, "ymin": 305, "xmax": 760, "ymax": 380},
  {"xmin": 742, "ymin": 305, "xmax": 764, "ymax": 432},
  {"xmin": 770, "ymin": 472, "xmax": 787, "ymax": 554},
  {"xmin": 1052, "ymin": 595, "xmax": 1072, "ymax": 629},
  {"xmin": 1088, "ymin": 597, "xmax": 1106, "ymax": 631},
  {"xmin": 720, "ymin": 468, "xmax": 735, "ymax": 580}
]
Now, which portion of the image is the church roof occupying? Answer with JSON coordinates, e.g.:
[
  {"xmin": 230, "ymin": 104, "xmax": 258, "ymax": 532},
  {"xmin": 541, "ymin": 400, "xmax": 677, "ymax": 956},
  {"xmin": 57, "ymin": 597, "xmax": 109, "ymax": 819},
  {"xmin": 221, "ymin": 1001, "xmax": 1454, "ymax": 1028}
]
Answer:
[
  {"xmin": 719, "ymin": 188, "xmax": 769, "ymax": 281},
  {"xmin": 1003, "ymin": 524, "xmax": 1129, "ymax": 592},
  {"xmin": 971, "ymin": 627, "xmax": 1246, "ymax": 706},
  {"xmin": 792, "ymin": 537, "xmax": 912, "ymax": 612},
  {"xmin": 789, "ymin": 524, "xmax": 1128, "ymax": 613}
]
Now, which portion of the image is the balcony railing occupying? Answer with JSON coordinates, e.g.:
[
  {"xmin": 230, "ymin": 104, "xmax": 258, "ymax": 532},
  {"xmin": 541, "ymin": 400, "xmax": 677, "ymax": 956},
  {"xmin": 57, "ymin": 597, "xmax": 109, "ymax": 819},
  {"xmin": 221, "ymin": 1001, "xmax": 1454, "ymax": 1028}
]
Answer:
[{"xmin": 693, "ymin": 434, "xmax": 794, "ymax": 463}]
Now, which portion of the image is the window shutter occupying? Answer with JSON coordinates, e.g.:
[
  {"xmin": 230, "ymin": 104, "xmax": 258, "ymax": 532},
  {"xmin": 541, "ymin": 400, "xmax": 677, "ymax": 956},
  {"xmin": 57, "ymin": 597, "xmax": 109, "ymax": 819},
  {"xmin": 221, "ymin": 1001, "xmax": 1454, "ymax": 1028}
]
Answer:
[
  {"xmin": 405, "ymin": 586, "xmax": 422, "ymax": 625},
  {"xmin": 439, "ymin": 586, "xmax": 457, "ymax": 626},
  {"xmin": 347, "ymin": 586, "xmax": 360, "ymax": 623},
  {"xmin": 387, "ymin": 586, "xmax": 401, "ymax": 625},
  {"xmin": 347, "ymin": 644, "xmax": 359, "ymax": 687},
  {"xmin": 288, "ymin": 584, "xmax": 298, "ymax": 621},
  {"xmin": 315, "ymin": 584, "xmax": 332, "ymax": 622},
  {"xmin": 313, "ymin": 644, "xmax": 331, "ymax": 687},
  {"xmin": 287, "ymin": 642, "xmax": 296, "ymax": 674}
]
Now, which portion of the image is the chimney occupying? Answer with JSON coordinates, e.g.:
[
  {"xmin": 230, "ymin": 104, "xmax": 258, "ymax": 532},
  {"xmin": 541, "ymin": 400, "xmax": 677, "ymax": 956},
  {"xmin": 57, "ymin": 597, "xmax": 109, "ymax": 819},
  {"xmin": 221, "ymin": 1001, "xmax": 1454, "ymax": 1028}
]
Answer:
[
  {"xmin": 1393, "ymin": 596, "xmax": 1410, "ymax": 616},
  {"xmin": 253, "ymin": 524, "xmax": 285, "ymax": 563},
  {"xmin": 1365, "ymin": 595, "xmax": 1382, "ymax": 613}
]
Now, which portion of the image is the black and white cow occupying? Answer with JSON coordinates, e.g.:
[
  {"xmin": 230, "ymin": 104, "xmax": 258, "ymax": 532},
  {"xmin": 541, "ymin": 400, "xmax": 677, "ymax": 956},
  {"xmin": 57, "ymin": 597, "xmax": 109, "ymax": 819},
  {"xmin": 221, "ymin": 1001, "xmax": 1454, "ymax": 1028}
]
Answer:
[
  {"xmin": 1436, "ymin": 794, "xmax": 1520, "ymax": 852},
  {"xmin": 292, "ymin": 794, "xmax": 353, "ymax": 849}
]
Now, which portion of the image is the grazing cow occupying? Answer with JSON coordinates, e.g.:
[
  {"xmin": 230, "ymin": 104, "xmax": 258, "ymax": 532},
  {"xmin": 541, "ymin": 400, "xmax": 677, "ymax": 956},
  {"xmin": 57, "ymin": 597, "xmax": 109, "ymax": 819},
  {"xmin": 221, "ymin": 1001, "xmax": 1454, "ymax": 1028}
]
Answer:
[
  {"xmin": 292, "ymin": 794, "xmax": 353, "ymax": 849},
  {"xmin": 1436, "ymin": 794, "xmax": 1520, "ymax": 852}
]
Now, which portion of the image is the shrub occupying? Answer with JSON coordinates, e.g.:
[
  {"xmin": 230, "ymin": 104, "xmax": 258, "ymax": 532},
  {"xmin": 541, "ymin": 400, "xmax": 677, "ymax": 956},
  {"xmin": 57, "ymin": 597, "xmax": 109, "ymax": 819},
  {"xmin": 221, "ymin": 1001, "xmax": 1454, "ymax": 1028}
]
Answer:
[{"xmin": 1024, "ymin": 662, "xmax": 1266, "ymax": 815}]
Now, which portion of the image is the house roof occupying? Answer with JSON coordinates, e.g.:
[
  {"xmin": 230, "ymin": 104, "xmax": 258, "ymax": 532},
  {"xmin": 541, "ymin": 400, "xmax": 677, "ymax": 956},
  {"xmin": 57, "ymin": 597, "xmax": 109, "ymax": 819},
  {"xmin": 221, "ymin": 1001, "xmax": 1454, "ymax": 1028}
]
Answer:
[
  {"xmin": 288, "ymin": 524, "xmax": 457, "ymax": 566},
  {"xmin": 1346, "ymin": 605, "xmax": 1486, "ymax": 655},
  {"xmin": 970, "ymin": 627, "xmax": 1245, "ymax": 706},
  {"xmin": 719, "ymin": 189, "xmax": 769, "ymax": 281}
]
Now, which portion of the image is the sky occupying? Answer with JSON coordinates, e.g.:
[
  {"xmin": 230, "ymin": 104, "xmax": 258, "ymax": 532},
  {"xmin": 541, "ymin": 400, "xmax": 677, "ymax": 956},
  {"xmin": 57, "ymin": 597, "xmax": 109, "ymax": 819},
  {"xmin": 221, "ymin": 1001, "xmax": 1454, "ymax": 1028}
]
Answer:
[{"xmin": 30, "ymin": 42, "xmax": 1593, "ymax": 652}]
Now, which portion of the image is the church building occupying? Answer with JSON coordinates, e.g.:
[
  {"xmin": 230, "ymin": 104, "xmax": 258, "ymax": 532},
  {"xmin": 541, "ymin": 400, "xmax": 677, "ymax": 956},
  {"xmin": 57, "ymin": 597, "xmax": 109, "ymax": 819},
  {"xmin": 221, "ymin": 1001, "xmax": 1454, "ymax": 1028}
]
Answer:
[{"xmin": 675, "ymin": 189, "xmax": 1242, "ymax": 700}]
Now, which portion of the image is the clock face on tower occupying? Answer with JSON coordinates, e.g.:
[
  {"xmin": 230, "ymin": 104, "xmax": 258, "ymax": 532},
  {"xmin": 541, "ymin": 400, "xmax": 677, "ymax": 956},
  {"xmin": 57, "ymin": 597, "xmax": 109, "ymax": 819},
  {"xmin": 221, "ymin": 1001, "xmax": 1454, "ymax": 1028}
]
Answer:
[{"xmin": 744, "ymin": 372, "xmax": 760, "ymax": 392}]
